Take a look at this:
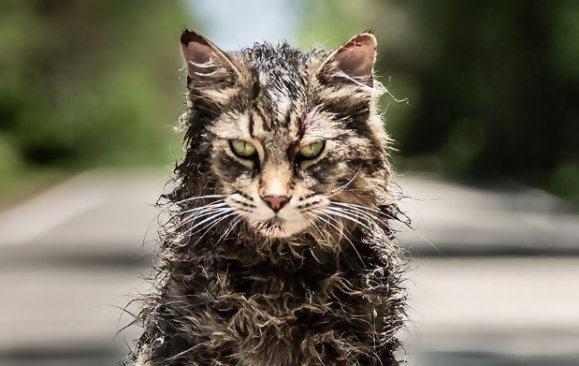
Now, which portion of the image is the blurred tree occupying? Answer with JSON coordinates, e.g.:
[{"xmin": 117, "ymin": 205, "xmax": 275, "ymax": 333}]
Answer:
[
  {"xmin": 0, "ymin": 0, "xmax": 189, "ymax": 174},
  {"xmin": 297, "ymin": 0, "xmax": 579, "ymax": 203}
]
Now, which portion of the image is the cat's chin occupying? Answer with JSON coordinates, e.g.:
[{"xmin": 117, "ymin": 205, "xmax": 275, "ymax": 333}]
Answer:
[{"xmin": 253, "ymin": 217, "xmax": 310, "ymax": 238}]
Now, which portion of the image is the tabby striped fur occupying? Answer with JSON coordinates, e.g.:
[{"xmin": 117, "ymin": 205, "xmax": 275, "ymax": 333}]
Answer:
[{"xmin": 126, "ymin": 30, "xmax": 407, "ymax": 366}]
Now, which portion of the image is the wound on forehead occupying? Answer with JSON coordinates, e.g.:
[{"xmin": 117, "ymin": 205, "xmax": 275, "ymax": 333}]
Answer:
[{"xmin": 287, "ymin": 105, "xmax": 323, "ymax": 159}]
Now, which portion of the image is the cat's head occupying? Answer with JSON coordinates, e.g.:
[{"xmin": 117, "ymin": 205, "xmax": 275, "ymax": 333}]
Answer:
[{"xmin": 178, "ymin": 30, "xmax": 391, "ymax": 239}]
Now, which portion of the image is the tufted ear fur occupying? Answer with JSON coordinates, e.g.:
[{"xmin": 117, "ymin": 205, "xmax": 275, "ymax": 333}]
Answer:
[
  {"xmin": 180, "ymin": 29, "xmax": 241, "ymax": 86},
  {"xmin": 318, "ymin": 33, "xmax": 378, "ymax": 86}
]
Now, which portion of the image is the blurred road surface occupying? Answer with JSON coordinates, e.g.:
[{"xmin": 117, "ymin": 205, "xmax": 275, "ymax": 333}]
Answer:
[{"xmin": 0, "ymin": 169, "xmax": 577, "ymax": 366}]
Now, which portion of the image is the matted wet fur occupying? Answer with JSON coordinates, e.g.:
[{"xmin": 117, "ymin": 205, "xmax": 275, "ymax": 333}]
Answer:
[{"xmin": 125, "ymin": 30, "xmax": 407, "ymax": 366}]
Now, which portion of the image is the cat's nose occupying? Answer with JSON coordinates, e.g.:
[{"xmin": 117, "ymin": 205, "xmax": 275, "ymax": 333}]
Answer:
[{"xmin": 262, "ymin": 195, "xmax": 290, "ymax": 212}]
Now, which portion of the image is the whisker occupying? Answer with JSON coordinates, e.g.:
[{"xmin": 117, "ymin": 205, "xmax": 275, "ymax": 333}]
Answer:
[
  {"xmin": 305, "ymin": 219, "xmax": 335, "ymax": 263},
  {"xmin": 166, "ymin": 203, "xmax": 228, "ymax": 227},
  {"xmin": 322, "ymin": 207, "xmax": 375, "ymax": 232},
  {"xmin": 331, "ymin": 201, "xmax": 384, "ymax": 215},
  {"xmin": 172, "ymin": 194, "xmax": 227, "ymax": 205},
  {"xmin": 213, "ymin": 216, "xmax": 243, "ymax": 249},
  {"xmin": 332, "ymin": 202, "xmax": 441, "ymax": 254},
  {"xmin": 162, "ymin": 199, "xmax": 227, "ymax": 227},
  {"xmin": 329, "ymin": 202, "xmax": 389, "ymax": 228},
  {"xmin": 178, "ymin": 201, "xmax": 228, "ymax": 215},
  {"xmin": 311, "ymin": 210, "xmax": 366, "ymax": 267},
  {"xmin": 304, "ymin": 213, "xmax": 330, "ymax": 243},
  {"xmin": 178, "ymin": 209, "xmax": 233, "ymax": 235},
  {"xmin": 171, "ymin": 207, "xmax": 230, "ymax": 230},
  {"xmin": 309, "ymin": 211, "xmax": 344, "ymax": 237},
  {"xmin": 174, "ymin": 208, "xmax": 229, "ymax": 227},
  {"xmin": 328, "ymin": 167, "xmax": 362, "ymax": 198},
  {"xmin": 189, "ymin": 212, "xmax": 238, "ymax": 246}
]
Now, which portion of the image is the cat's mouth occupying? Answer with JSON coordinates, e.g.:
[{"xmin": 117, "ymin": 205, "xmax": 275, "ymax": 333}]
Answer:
[
  {"xmin": 267, "ymin": 217, "xmax": 284, "ymax": 225},
  {"xmin": 261, "ymin": 217, "xmax": 285, "ymax": 231},
  {"xmin": 254, "ymin": 216, "xmax": 309, "ymax": 238}
]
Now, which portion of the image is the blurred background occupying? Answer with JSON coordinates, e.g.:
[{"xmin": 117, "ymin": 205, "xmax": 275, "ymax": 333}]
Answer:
[{"xmin": 0, "ymin": 0, "xmax": 577, "ymax": 365}]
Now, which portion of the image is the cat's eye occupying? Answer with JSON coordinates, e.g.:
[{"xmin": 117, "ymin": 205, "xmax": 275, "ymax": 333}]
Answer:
[
  {"xmin": 230, "ymin": 139, "xmax": 257, "ymax": 158},
  {"xmin": 298, "ymin": 141, "xmax": 325, "ymax": 159}
]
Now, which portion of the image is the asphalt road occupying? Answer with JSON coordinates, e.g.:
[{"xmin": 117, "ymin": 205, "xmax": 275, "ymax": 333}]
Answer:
[{"xmin": 0, "ymin": 169, "xmax": 577, "ymax": 365}]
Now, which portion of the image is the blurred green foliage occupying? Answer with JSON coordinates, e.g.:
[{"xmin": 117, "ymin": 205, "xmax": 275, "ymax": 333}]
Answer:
[
  {"xmin": 1, "ymin": 0, "xmax": 577, "ymax": 204},
  {"xmin": 298, "ymin": 0, "xmax": 578, "ymax": 204},
  {"xmin": 0, "ymin": 0, "xmax": 187, "ymax": 196}
]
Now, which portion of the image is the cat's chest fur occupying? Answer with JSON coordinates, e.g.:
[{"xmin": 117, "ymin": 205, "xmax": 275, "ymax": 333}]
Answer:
[{"xmin": 150, "ymin": 238, "xmax": 397, "ymax": 366}]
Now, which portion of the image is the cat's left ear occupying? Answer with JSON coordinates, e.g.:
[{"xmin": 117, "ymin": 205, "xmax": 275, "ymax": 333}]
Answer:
[
  {"xmin": 318, "ymin": 32, "xmax": 377, "ymax": 86},
  {"xmin": 180, "ymin": 29, "xmax": 241, "ymax": 85}
]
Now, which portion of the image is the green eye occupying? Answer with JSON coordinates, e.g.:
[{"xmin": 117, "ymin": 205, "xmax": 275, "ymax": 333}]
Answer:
[
  {"xmin": 230, "ymin": 139, "xmax": 257, "ymax": 158},
  {"xmin": 298, "ymin": 141, "xmax": 325, "ymax": 159}
]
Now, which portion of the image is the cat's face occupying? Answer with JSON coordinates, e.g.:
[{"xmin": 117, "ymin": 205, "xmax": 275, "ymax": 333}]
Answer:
[
  {"xmin": 210, "ymin": 106, "xmax": 349, "ymax": 237},
  {"xmin": 180, "ymin": 31, "xmax": 390, "ymax": 239}
]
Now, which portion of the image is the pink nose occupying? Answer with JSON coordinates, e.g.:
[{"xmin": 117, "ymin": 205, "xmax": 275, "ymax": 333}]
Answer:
[{"xmin": 262, "ymin": 195, "xmax": 290, "ymax": 212}]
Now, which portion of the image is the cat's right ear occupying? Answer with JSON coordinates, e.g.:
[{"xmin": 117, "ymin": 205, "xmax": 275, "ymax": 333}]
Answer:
[{"xmin": 180, "ymin": 29, "xmax": 240, "ymax": 86}]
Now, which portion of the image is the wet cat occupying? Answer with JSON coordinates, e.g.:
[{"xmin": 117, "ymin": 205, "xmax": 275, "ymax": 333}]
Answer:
[{"xmin": 128, "ymin": 29, "xmax": 406, "ymax": 366}]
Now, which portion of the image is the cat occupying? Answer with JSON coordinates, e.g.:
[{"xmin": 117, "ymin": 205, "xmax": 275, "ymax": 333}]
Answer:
[{"xmin": 127, "ymin": 29, "xmax": 407, "ymax": 366}]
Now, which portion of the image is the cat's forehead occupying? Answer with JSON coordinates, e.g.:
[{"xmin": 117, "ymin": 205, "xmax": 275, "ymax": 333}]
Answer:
[{"xmin": 232, "ymin": 44, "xmax": 327, "ymax": 134}]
